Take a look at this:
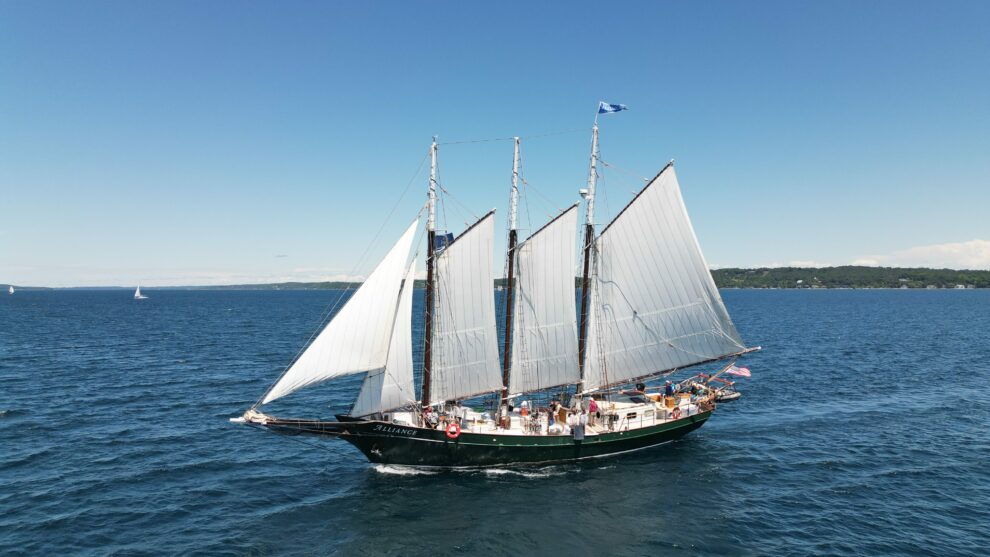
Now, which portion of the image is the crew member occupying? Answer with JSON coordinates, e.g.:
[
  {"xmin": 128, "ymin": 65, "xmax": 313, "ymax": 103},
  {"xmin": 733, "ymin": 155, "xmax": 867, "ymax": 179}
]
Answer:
[{"xmin": 664, "ymin": 380, "xmax": 675, "ymax": 397}]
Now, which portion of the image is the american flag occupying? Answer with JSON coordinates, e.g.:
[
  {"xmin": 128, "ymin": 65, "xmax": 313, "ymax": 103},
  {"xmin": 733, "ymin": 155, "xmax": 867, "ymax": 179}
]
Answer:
[{"xmin": 726, "ymin": 365, "xmax": 752, "ymax": 378}]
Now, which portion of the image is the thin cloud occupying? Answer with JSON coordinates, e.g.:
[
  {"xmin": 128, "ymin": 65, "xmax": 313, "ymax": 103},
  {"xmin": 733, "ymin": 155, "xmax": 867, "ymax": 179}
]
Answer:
[
  {"xmin": 2, "ymin": 267, "xmax": 367, "ymax": 288},
  {"xmin": 787, "ymin": 260, "xmax": 834, "ymax": 268},
  {"xmin": 748, "ymin": 260, "xmax": 835, "ymax": 269},
  {"xmin": 854, "ymin": 239, "xmax": 990, "ymax": 270}
]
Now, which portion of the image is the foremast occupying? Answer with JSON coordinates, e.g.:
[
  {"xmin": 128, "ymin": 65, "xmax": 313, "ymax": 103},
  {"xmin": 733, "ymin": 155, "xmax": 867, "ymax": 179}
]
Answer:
[
  {"xmin": 422, "ymin": 138, "xmax": 438, "ymax": 408},
  {"xmin": 500, "ymin": 137, "xmax": 520, "ymax": 409},
  {"xmin": 577, "ymin": 123, "xmax": 599, "ymax": 392}
]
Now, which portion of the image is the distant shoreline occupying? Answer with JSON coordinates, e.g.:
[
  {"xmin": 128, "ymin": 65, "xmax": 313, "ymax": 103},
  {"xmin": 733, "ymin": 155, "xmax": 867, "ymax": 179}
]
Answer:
[{"xmin": 5, "ymin": 266, "xmax": 989, "ymax": 290}]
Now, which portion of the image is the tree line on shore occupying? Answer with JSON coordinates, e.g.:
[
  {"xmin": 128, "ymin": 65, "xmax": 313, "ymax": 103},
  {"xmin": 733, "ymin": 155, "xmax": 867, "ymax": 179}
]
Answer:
[
  {"xmin": 710, "ymin": 266, "xmax": 989, "ymax": 289},
  {"xmin": 177, "ymin": 266, "xmax": 989, "ymax": 290}
]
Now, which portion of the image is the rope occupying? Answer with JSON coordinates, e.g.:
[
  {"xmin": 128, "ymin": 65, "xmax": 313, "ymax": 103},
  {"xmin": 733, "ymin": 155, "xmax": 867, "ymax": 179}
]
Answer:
[
  {"xmin": 350, "ymin": 242, "xmax": 425, "ymax": 417},
  {"xmin": 253, "ymin": 152, "xmax": 430, "ymax": 408},
  {"xmin": 519, "ymin": 176, "xmax": 567, "ymax": 221},
  {"xmin": 436, "ymin": 182, "xmax": 480, "ymax": 226},
  {"xmin": 243, "ymin": 422, "xmax": 369, "ymax": 465},
  {"xmin": 599, "ymin": 159, "xmax": 650, "ymax": 183},
  {"xmin": 438, "ymin": 127, "xmax": 589, "ymax": 146}
]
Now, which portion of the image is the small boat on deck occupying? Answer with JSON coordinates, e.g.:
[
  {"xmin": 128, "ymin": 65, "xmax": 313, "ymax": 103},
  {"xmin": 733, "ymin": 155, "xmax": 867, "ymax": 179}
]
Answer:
[{"xmin": 716, "ymin": 390, "xmax": 742, "ymax": 402}]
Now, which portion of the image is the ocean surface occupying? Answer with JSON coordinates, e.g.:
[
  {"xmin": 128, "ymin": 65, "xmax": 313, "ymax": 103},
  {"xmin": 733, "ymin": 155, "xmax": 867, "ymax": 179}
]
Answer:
[{"xmin": 2, "ymin": 289, "xmax": 989, "ymax": 556}]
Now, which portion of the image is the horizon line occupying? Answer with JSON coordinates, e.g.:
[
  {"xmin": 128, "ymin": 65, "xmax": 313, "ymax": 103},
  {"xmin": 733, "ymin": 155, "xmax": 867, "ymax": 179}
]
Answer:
[{"xmin": 5, "ymin": 264, "xmax": 990, "ymax": 290}]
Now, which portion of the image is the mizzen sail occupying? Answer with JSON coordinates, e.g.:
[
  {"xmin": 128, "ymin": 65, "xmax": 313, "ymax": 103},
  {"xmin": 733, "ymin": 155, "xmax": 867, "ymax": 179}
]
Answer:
[
  {"xmin": 429, "ymin": 211, "xmax": 503, "ymax": 404},
  {"xmin": 583, "ymin": 165, "xmax": 746, "ymax": 392},
  {"xmin": 508, "ymin": 204, "xmax": 580, "ymax": 395},
  {"xmin": 351, "ymin": 259, "xmax": 417, "ymax": 417},
  {"xmin": 262, "ymin": 219, "xmax": 419, "ymax": 404}
]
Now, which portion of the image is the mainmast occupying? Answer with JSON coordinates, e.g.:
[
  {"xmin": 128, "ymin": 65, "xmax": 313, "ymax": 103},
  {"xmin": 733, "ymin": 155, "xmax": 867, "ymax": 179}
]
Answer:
[
  {"xmin": 422, "ymin": 138, "xmax": 438, "ymax": 408},
  {"xmin": 577, "ymin": 123, "xmax": 599, "ymax": 390},
  {"xmin": 500, "ymin": 137, "xmax": 520, "ymax": 408}
]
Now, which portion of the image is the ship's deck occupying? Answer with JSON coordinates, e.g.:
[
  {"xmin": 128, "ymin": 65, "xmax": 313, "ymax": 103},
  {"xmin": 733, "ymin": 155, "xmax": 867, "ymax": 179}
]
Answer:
[{"xmin": 390, "ymin": 393, "xmax": 708, "ymax": 437}]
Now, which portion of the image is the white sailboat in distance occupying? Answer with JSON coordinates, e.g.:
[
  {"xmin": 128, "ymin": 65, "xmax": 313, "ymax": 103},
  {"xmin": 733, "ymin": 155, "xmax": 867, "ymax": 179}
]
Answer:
[
  {"xmin": 134, "ymin": 286, "xmax": 148, "ymax": 300},
  {"xmin": 8, "ymin": 285, "xmax": 13, "ymax": 295}
]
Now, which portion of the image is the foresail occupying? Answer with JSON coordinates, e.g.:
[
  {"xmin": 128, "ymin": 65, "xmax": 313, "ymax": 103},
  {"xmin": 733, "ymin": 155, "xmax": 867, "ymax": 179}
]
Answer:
[
  {"xmin": 583, "ymin": 165, "xmax": 746, "ymax": 392},
  {"xmin": 429, "ymin": 211, "xmax": 503, "ymax": 403},
  {"xmin": 261, "ymin": 219, "xmax": 419, "ymax": 404},
  {"xmin": 508, "ymin": 204, "xmax": 580, "ymax": 395},
  {"xmin": 351, "ymin": 260, "xmax": 417, "ymax": 417}
]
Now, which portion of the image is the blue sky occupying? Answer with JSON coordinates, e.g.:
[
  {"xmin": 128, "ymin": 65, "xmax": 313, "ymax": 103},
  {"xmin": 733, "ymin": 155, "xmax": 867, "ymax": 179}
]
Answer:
[{"xmin": 2, "ymin": 1, "xmax": 988, "ymax": 286}]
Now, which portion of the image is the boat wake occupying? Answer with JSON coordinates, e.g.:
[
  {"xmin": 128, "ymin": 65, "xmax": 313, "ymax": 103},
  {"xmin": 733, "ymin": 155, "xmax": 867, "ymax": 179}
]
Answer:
[
  {"xmin": 373, "ymin": 465, "xmax": 440, "ymax": 476},
  {"xmin": 480, "ymin": 467, "xmax": 568, "ymax": 479},
  {"xmin": 373, "ymin": 464, "xmax": 571, "ymax": 478}
]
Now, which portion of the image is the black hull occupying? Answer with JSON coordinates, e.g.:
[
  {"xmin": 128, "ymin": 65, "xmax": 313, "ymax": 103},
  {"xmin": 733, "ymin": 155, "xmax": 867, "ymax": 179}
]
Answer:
[{"xmin": 261, "ymin": 410, "xmax": 712, "ymax": 467}]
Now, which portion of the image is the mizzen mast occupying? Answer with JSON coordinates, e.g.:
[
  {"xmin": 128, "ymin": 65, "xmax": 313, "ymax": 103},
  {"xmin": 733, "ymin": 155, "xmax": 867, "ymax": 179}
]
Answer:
[
  {"xmin": 500, "ymin": 137, "xmax": 521, "ymax": 408},
  {"xmin": 421, "ymin": 138, "xmax": 438, "ymax": 408},
  {"xmin": 577, "ymin": 123, "xmax": 599, "ymax": 391}
]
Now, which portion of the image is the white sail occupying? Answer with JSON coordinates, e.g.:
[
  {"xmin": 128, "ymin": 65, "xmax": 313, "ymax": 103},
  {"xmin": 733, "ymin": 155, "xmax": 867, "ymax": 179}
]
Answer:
[
  {"xmin": 583, "ymin": 165, "xmax": 746, "ymax": 392},
  {"xmin": 429, "ymin": 211, "xmax": 503, "ymax": 404},
  {"xmin": 134, "ymin": 287, "xmax": 146, "ymax": 299},
  {"xmin": 351, "ymin": 260, "xmax": 417, "ymax": 417},
  {"xmin": 262, "ymin": 219, "xmax": 419, "ymax": 404},
  {"xmin": 8, "ymin": 286, "xmax": 13, "ymax": 294},
  {"xmin": 508, "ymin": 204, "xmax": 580, "ymax": 395}
]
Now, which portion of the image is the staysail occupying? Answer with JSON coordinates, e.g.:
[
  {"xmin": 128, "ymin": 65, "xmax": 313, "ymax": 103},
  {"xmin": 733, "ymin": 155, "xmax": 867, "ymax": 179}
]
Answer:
[
  {"xmin": 429, "ymin": 211, "xmax": 503, "ymax": 404},
  {"xmin": 261, "ymin": 219, "xmax": 419, "ymax": 404},
  {"xmin": 583, "ymin": 165, "xmax": 747, "ymax": 392},
  {"xmin": 507, "ymin": 204, "xmax": 580, "ymax": 395},
  {"xmin": 351, "ymin": 259, "xmax": 417, "ymax": 417}
]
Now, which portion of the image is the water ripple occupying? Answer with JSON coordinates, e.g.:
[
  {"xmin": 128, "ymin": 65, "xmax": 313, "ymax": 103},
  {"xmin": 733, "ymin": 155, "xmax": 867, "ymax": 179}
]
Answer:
[{"xmin": 1, "ymin": 289, "xmax": 988, "ymax": 555}]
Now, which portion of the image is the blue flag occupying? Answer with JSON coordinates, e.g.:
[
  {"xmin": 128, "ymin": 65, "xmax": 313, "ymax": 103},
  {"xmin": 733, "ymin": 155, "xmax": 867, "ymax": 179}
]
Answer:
[
  {"xmin": 434, "ymin": 232, "xmax": 454, "ymax": 251},
  {"xmin": 598, "ymin": 101, "xmax": 628, "ymax": 114}
]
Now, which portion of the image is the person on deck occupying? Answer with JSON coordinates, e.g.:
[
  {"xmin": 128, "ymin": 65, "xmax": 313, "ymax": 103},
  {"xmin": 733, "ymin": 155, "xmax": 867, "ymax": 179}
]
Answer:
[
  {"xmin": 425, "ymin": 408, "xmax": 439, "ymax": 428},
  {"xmin": 664, "ymin": 381, "xmax": 675, "ymax": 397},
  {"xmin": 572, "ymin": 411, "xmax": 587, "ymax": 443}
]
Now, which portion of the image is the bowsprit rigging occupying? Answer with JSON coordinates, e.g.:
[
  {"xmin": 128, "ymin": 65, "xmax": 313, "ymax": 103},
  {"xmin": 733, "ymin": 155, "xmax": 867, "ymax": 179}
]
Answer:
[{"xmin": 232, "ymin": 104, "xmax": 760, "ymax": 467}]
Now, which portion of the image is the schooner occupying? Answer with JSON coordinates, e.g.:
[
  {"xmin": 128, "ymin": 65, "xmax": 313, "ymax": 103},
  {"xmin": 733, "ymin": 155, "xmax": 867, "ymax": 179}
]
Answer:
[{"xmin": 233, "ymin": 113, "xmax": 758, "ymax": 467}]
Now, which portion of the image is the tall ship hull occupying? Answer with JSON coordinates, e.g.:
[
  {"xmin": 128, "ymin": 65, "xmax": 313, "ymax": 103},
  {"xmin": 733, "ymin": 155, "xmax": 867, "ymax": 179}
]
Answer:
[
  {"xmin": 234, "ymin": 104, "xmax": 759, "ymax": 469},
  {"xmin": 253, "ymin": 408, "xmax": 712, "ymax": 467}
]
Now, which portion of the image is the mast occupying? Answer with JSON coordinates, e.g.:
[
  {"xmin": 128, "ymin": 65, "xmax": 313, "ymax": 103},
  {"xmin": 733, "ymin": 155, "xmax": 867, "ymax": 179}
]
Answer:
[
  {"xmin": 422, "ymin": 138, "xmax": 438, "ymax": 408},
  {"xmin": 577, "ymin": 123, "xmax": 599, "ymax": 390},
  {"xmin": 500, "ymin": 137, "xmax": 520, "ymax": 408},
  {"xmin": 580, "ymin": 164, "xmax": 755, "ymax": 393}
]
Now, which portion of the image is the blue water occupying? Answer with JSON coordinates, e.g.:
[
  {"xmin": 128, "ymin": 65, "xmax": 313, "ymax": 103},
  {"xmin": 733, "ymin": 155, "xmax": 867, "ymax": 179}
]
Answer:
[{"xmin": 2, "ymin": 289, "xmax": 989, "ymax": 556}]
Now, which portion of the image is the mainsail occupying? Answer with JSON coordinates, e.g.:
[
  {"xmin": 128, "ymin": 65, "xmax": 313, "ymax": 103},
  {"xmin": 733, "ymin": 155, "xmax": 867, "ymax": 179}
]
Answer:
[
  {"xmin": 351, "ymin": 260, "xmax": 417, "ymax": 417},
  {"xmin": 507, "ymin": 204, "xmax": 580, "ymax": 395},
  {"xmin": 429, "ymin": 211, "xmax": 503, "ymax": 404},
  {"xmin": 582, "ymin": 165, "xmax": 747, "ymax": 392},
  {"xmin": 261, "ymin": 219, "xmax": 419, "ymax": 404}
]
